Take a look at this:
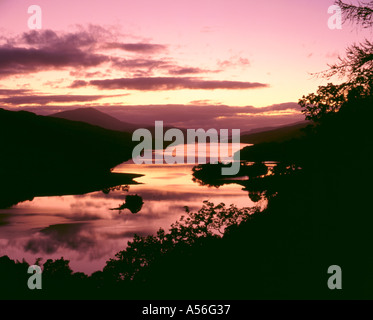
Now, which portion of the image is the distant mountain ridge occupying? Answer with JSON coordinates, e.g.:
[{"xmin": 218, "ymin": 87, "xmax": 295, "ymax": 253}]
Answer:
[
  {"xmin": 50, "ymin": 107, "xmax": 141, "ymax": 132},
  {"xmin": 49, "ymin": 107, "xmax": 188, "ymax": 139},
  {"xmin": 240, "ymin": 121, "xmax": 311, "ymax": 144},
  {"xmin": 49, "ymin": 107, "xmax": 309, "ymax": 144}
]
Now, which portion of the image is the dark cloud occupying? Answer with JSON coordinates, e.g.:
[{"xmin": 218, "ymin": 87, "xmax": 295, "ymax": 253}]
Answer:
[
  {"xmin": 0, "ymin": 28, "xmax": 258, "ymax": 83},
  {"xmin": 39, "ymin": 223, "xmax": 85, "ymax": 237},
  {"xmin": 106, "ymin": 42, "xmax": 167, "ymax": 53},
  {"xmin": 73, "ymin": 77, "xmax": 268, "ymax": 91},
  {"xmin": 69, "ymin": 80, "xmax": 88, "ymax": 88},
  {"xmin": 0, "ymin": 213, "xmax": 12, "ymax": 226},
  {"xmin": 0, "ymin": 29, "xmax": 173, "ymax": 78},
  {"xmin": 102, "ymin": 229, "xmax": 156, "ymax": 239},
  {"xmin": 21, "ymin": 29, "xmax": 98, "ymax": 49},
  {"xmin": 110, "ymin": 57, "xmax": 170, "ymax": 72},
  {"xmin": 168, "ymin": 67, "xmax": 207, "ymax": 75},
  {"xmin": 24, "ymin": 223, "xmax": 96, "ymax": 254},
  {"xmin": 0, "ymin": 28, "xmax": 113, "ymax": 78},
  {"xmin": 53, "ymin": 211, "xmax": 103, "ymax": 222},
  {"xmin": 0, "ymin": 94, "xmax": 107, "ymax": 105},
  {"xmin": 0, "ymin": 45, "xmax": 109, "ymax": 77},
  {"xmin": 69, "ymin": 70, "xmax": 107, "ymax": 78},
  {"xmin": 0, "ymin": 88, "xmax": 31, "ymax": 96}
]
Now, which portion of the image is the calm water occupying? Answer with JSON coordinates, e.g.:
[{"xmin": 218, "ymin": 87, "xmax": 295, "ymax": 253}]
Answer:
[{"xmin": 0, "ymin": 143, "xmax": 261, "ymax": 274}]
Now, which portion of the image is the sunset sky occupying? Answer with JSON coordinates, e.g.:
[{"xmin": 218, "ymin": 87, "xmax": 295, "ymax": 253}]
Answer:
[{"xmin": 0, "ymin": 0, "xmax": 369, "ymax": 130}]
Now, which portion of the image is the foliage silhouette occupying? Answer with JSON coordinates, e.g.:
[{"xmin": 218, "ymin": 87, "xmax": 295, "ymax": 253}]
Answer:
[
  {"xmin": 104, "ymin": 201, "xmax": 257, "ymax": 284},
  {"xmin": 192, "ymin": 161, "xmax": 268, "ymax": 188},
  {"xmin": 303, "ymin": 0, "xmax": 373, "ymax": 122},
  {"xmin": 336, "ymin": 0, "xmax": 373, "ymax": 29},
  {"xmin": 110, "ymin": 194, "xmax": 144, "ymax": 213}
]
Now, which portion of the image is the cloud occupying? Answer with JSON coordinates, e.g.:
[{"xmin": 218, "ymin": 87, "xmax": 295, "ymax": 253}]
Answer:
[
  {"xmin": 0, "ymin": 27, "xmax": 113, "ymax": 75},
  {"xmin": 218, "ymin": 57, "xmax": 251, "ymax": 68},
  {"xmin": 69, "ymin": 80, "xmax": 89, "ymax": 88},
  {"xmin": 71, "ymin": 77, "xmax": 269, "ymax": 91},
  {"xmin": 0, "ymin": 28, "xmax": 173, "ymax": 78},
  {"xmin": 0, "ymin": 88, "xmax": 31, "ymax": 96},
  {"xmin": 21, "ymin": 29, "xmax": 98, "ymax": 49},
  {"xmin": 24, "ymin": 223, "xmax": 97, "ymax": 254},
  {"xmin": 0, "ymin": 28, "xmax": 167, "ymax": 78},
  {"xmin": 0, "ymin": 45, "xmax": 109, "ymax": 77},
  {"xmin": 0, "ymin": 213, "xmax": 12, "ymax": 226},
  {"xmin": 189, "ymin": 99, "xmax": 223, "ymax": 105},
  {"xmin": 90, "ymin": 188, "xmax": 203, "ymax": 202},
  {"xmin": 102, "ymin": 229, "xmax": 156, "ymax": 239},
  {"xmin": 110, "ymin": 57, "xmax": 171, "ymax": 72},
  {"xmin": 105, "ymin": 42, "xmax": 167, "ymax": 54},
  {"xmin": 69, "ymin": 70, "xmax": 107, "ymax": 78},
  {"xmin": 55, "ymin": 211, "xmax": 103, "ymax": 222},
  {"xmin": 168, "ymin": 67, "xmax": 208, "ymax": 75},
  {"xmin": 0, "ymin": 28, "xmax": 259, "ymax": 84},
  {"xmin": 0, "ymin": 94, "xmax": 108, "ymax": 105}
]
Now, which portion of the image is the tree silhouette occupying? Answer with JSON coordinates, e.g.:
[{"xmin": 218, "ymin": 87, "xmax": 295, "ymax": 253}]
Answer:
[
  {"xmin": 299, "ymin": 83, "xmax": 348, "ymax": 121},
  {"xmin": 336, "ymin": 0, "xmax": 373, "ymax": 28},
  {"xmin": 104, "ymin": 201, "xmax": 258, "ymax": 283},
  {"xmin": 110, "ymin": 194, "xmax": 144, "ymax": 213},
  {"xmin": 329, "ymin": 1, "xmax": 373, "ymax": 84},
  {"xmin": 43, "ymin": 257, "xmax": 73, "ymax": 279},
  {"xmin": 300, "ymin": 1, "xmax": 373, "ymax": 122},
  {"xmin": 192, "ymin": 161, "xmax": 268, "ymax": 188},
  {"xmin": 241, "ymin": 161, "xmax": 268, "ymax": 178}
]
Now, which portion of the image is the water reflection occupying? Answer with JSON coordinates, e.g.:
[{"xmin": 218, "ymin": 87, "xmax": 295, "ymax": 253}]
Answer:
[{"xmin": 0, "ymin": 145, "xmax": 259, "ymax": 274}]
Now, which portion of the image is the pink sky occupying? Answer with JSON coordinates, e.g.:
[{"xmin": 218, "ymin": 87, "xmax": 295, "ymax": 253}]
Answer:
[{"xmin": 0, "ymin": 0, "xmax": 369, "ymax": 130}]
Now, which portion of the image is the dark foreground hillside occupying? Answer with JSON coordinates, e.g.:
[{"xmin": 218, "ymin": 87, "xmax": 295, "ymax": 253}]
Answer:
[{"xmin": 0, "ymin": 108, "xmax": 140, "ymax": 208}]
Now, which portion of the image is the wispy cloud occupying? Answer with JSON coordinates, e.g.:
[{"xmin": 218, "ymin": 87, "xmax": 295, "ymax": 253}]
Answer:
[
  {"xmin": 167, "ymin": 67, "xmax": 214, "ymax": 75},
  {"xmin": 105, "ymin": 42, "xmax": 167, "ymax": 54},
  {"xmin": 0, "ymin": 88, "xmax": 32, "ymax": 96},
  {"xmin": 70, "ymin": 77, "xmax": 268, "ymax": 91},
  {"xmin": 0, "ymin": 94, "xmax": 109, "ymax": 105}
]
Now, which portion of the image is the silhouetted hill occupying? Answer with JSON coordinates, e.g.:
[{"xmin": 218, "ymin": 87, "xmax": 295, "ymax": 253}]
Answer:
[
  {"xmin": 49, "ymin": 107, "xmax": 141, "ymax": 132},
  {"xmin": 0, "ymin": 108, "xmax": 140, "ymax": 208},
  {"xmin": 49, "ymin": 107, "xmax": 185, "ymax": 141},
  {"xmin": 242, "ymin": 125, "xmax": 278, "ymax": 134},
  {"xmin": 241, "ymin": 121, "xmax": 310, "ymax": 144}
]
